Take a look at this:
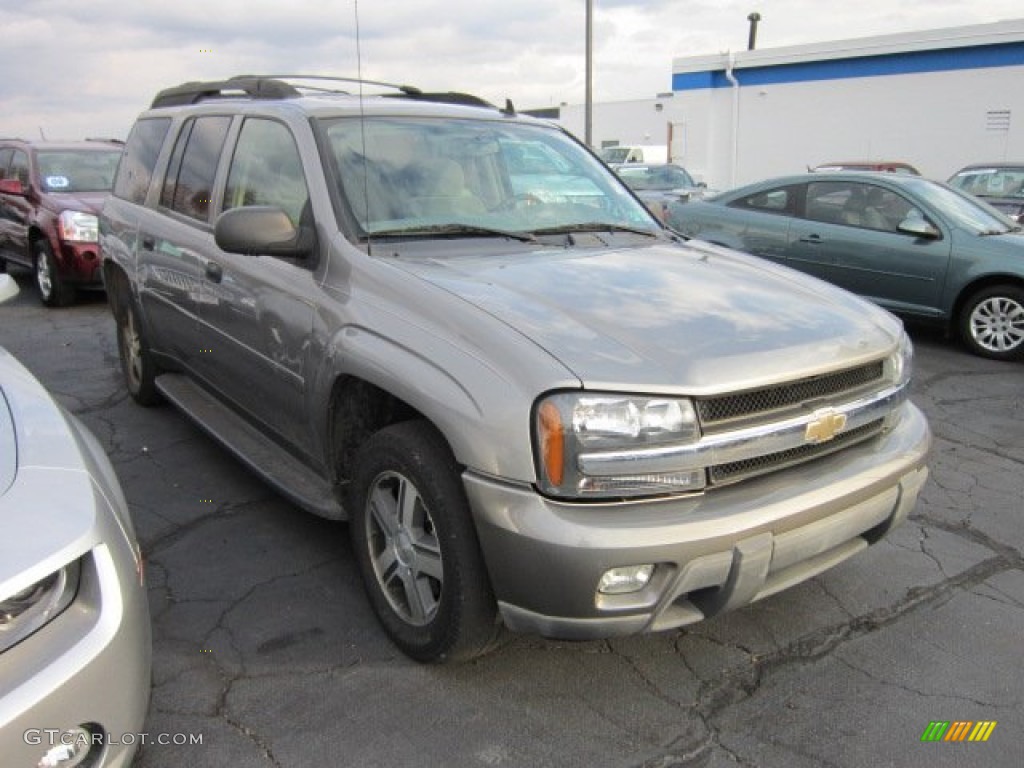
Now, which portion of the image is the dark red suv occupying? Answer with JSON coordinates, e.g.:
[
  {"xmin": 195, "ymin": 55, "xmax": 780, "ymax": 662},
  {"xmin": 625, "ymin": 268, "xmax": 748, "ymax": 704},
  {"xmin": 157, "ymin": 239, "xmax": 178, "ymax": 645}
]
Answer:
[{"xmin": 0, "ymin": 138, "xmax": 123, "ymax": 306}]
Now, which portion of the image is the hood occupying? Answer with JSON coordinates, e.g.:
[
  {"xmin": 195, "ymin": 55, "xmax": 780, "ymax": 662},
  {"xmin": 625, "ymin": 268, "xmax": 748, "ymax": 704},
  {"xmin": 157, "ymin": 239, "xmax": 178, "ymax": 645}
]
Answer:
[
  {"xmin": 393, "ymin": 239, "xmax": 903, "ymax": 394},
  {"xmin": 44, "ymin": 190, "xmax": 108, "ymax": 215},
  {"xmin": 0, "ymin": 347, "xmax": 102, "ymax": 595}
]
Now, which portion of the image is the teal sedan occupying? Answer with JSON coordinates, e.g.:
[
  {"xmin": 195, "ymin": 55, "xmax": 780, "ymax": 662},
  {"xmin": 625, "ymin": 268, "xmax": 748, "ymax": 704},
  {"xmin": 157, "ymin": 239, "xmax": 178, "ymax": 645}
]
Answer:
[{"xmin": 667, "ymin": 172, "xmax": 1024, "ymax": 360}]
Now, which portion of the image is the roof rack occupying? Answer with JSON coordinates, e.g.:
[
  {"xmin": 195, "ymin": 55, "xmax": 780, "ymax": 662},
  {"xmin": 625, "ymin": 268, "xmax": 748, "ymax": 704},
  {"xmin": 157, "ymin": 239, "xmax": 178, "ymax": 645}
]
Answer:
[{"xmin": 150, "ymin": 74, "xmax": 495, "ymax": 111}]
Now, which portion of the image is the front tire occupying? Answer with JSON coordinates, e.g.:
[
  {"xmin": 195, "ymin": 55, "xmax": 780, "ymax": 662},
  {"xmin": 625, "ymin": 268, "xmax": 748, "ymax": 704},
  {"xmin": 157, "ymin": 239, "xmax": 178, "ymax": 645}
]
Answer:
[
  {"xmin": 34, "ymin": 240, "xmax": 75, "ymax": 307},
  {"xmin": 350, "ymin": 421, "xmax": 501, "ymax": 662},
  {"xmin": 116, "ymin": 298, "xmax": 161, "ymax": 405},
  {"xmin": 959, "ymin": 285, "xmax": 1024, "ymax": 361}
]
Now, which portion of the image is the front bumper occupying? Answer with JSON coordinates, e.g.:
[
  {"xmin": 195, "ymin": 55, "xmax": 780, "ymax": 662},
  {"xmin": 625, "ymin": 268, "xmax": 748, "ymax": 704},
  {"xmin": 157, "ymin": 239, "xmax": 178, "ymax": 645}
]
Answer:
[
  {"xmin": 465, "ymin": 401, "xmax": 930, "ymax": 640},
  {"xmin": 0, "ymin": 460, "xmax": 150, "ymax": 767},
  {"xmin": 58, "ymin": 241, "xmax": 104, "ymax": 286}
]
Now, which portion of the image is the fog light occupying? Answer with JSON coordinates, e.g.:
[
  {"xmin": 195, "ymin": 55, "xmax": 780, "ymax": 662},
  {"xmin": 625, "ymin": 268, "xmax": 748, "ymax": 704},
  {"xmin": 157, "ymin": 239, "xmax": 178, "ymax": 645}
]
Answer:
[
  {"xmin": 598, "ymin": 564, "xmax": 654, "ymax": 595},
  {"xmin": 37, "ymin": 725, "xmax": 97, "ymax": 768}
]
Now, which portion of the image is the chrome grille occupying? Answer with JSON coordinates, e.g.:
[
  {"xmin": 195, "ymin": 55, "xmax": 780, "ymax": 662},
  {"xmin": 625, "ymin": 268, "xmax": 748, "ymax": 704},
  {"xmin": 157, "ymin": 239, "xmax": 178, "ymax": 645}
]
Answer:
[
  {"xmin": 696, "ymin": 361, "xmax": 884, "ymax": 429},
  {"xmin": 709, "ymin": 419, "xmax": 884, "ymax": 486}
]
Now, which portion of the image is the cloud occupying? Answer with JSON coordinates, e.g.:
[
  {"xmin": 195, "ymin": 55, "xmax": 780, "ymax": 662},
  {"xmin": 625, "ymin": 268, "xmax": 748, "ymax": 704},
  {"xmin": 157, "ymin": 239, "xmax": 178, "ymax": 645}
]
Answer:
[{"xmin": 0, "ymin": 0, "xmax": 1020, "ymax": 139}]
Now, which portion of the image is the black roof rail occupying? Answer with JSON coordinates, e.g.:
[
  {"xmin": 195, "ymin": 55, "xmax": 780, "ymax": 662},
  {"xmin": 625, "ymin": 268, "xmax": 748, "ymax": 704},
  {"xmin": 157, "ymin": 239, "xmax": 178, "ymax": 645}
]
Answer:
[
  {"xmin": 149, "ymin": 74, "xmax": 495, "ymax": 111},
  {"xmin": 85, "ymin": 137, "xmax": 125, "ymax": 145},
  {"xmin": 150, "ymin": 76, "xmax": 302, "ymax": 109}
]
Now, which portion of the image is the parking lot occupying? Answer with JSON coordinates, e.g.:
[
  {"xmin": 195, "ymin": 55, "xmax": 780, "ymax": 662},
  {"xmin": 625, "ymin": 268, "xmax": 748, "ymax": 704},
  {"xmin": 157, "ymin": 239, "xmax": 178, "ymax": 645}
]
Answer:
[{"xmin": 1, "ymin": 270, "xmax": 1021, "ymax": 768}]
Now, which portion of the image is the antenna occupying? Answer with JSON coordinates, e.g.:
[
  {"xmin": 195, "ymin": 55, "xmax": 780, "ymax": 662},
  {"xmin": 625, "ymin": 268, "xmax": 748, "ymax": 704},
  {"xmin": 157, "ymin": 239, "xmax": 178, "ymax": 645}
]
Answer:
[
  {"xmin": 38, "ymin": 126, "xmax": 47, "ymax": 140},
  {"xmin": 354, "ymin": 0, "xmax": 373, "ymax": 256}
]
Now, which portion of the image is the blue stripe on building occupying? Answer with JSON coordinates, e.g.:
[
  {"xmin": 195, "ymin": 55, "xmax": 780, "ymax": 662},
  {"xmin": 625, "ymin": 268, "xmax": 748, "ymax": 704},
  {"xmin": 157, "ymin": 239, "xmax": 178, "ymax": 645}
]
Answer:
[{"xmin": 672, "ymin": 41, "xmax": 1024, "ymax": 91}]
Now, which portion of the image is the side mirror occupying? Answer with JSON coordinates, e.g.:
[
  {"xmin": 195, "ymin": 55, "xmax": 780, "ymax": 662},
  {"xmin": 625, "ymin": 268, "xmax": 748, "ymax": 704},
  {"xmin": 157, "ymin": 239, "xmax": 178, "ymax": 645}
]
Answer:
[
  {"xmin": 214, "ymin": 206, "xmax": 311, "ymax": 258},
  {"xmin": 697, "ymin": 181, "xmax": 707, "ymax": 189},
  {"xmin": 0, "ymin": 178, "xmax": 25, "ymax": 196},
  {"xmin": 897, "ymin": 216, "xmax": 940, "ymax": 239}
]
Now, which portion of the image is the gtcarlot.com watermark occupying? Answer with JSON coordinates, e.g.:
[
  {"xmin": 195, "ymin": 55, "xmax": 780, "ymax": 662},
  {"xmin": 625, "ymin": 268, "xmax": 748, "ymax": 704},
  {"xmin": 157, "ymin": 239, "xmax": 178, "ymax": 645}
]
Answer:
[{"xmin": 24, "ymin": 728, "xmax": 204, "ymax": 747}]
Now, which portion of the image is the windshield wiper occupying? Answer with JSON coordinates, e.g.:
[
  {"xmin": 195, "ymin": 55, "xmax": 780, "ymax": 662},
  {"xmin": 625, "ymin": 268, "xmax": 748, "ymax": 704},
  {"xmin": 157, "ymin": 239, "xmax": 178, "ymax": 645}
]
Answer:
[
  {"xmin": 369, "ymin": 223, "xmax": 536, "ymax": 242},
  {"xmin": 530, "ymin": 222, "xmax": 661, "ymax": 238}
]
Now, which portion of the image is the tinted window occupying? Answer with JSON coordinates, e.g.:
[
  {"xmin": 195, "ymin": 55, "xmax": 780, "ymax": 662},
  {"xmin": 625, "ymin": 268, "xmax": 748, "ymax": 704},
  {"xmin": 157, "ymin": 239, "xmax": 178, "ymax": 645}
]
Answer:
[
  {"xmin": 114, "ymin": 118, "xmax": 172, "ymax": 204},
  {"xmin": 0, "ymin": 148, "xmax": 12, "ymax": 180},
  {"xmin": 223, "ymin": 118, "xmax": 309, "ymax": 226},
  {"xmin": 160, "ymin": 116, "xmax": 231, "ymax": 222},
  {"xmin": 37, "ymin": 150, "xmax": 122, "ymax": 193},
  {"xmin": 807, "ymin": 181, "xmax": 917, "ymax": 232},
  {"xmin": 730, "ymin": 186, "xmax": 795, "ymax": 215}
]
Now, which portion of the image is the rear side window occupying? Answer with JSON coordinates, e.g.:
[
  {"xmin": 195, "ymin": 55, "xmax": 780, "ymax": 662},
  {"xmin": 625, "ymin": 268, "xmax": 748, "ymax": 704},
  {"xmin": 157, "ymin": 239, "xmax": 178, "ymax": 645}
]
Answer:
[
  {"xmin": 160, "ymin": 116, "xmax": 232, "ymax": 222},
  {"xmin": 114, "ymin": 118, "xmax": 172, "ymax": 204},
  {"xmin": 730, "ymin": 185, "xmax": 796, "ymax": 215}
]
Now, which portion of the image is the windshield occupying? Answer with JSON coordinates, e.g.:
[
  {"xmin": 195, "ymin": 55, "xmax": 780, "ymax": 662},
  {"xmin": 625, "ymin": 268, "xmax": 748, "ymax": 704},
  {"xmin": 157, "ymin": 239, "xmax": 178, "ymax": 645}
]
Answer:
[
  {"xmin": 948, "ymin": 167, "xmax": 1024, "ymax": 199},
  {"xmin": 904, "ymin": 178, "xmax": 1018, "ymax": 234},
  {"xmin": 36, "ymin": 150, "xmax": 122, "ymax": 193},
  {"xmin": 321, "ymin": 117, "xmax": 657, "ymax": 241},
  {"xmin": 599, "ymin": 147, "xmax": 631, "ymax": 164},
  {"xmin": 617, "ymin": 165, "xmax": 696, "ymax": 191}
]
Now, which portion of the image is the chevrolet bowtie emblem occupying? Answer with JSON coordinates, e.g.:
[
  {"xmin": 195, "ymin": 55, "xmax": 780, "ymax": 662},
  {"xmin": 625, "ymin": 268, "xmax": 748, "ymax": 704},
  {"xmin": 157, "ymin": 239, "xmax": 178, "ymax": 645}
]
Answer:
[{"xmin": 805, "ymin": 409, "xmax": 847, "ymax": 443}]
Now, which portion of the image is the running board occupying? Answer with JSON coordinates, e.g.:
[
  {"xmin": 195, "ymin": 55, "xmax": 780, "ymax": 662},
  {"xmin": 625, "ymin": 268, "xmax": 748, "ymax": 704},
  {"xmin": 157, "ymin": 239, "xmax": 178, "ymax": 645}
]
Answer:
[{"xmin": 154, "ymin": 373, "xmax": 345, "ymax": 520}]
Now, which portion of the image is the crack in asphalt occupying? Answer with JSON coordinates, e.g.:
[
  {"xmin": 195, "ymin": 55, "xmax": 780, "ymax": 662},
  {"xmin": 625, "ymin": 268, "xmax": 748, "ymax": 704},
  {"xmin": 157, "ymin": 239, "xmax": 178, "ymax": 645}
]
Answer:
[{"xmin": 832, "ymin": 655, "xmax": 1017, "ymax": 709}]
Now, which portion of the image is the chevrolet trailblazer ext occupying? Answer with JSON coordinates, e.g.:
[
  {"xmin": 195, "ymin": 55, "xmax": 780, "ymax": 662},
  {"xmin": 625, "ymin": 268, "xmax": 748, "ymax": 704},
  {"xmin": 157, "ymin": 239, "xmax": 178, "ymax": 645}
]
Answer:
[{"xmin": 101, "ymin": 76, "xmax": 930, "ymax": 662}]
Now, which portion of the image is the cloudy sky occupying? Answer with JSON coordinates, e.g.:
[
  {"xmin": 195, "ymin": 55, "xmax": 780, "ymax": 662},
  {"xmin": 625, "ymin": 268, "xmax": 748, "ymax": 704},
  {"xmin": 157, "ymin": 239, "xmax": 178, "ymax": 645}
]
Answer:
[{"xmin": 1, "ymin": 0, "xmax": 1020, "ymax": 139}]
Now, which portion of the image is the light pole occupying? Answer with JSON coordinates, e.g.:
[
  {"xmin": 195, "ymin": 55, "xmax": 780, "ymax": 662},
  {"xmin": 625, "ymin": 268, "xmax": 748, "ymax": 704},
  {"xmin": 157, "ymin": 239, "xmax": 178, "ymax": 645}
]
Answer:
[{"xmin": 585, "ymin": 0, "xmax": 593, "ymax": 147}]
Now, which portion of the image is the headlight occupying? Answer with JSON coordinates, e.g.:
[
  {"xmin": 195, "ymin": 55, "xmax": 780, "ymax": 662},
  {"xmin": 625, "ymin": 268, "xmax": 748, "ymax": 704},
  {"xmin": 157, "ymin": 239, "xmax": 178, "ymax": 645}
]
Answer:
[
  {"xmin": 887, "ymin": 332, "xmax": 914, "ymax": 388},
  {"xmin": 535, "ymin": 393, "xmax": 704, "ymax": 499},
  {"xmin": 0, "ymin": 560, "xmax": 81, "ymax": 652},
  {"xmin": 58, "ymin": 210, "xmax": 99, "ymax": 243}
]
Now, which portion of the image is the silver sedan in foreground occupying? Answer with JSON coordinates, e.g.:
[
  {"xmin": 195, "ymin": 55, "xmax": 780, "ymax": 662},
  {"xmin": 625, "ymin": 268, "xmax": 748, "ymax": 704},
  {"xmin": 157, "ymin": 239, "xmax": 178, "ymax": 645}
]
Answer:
[{"xmin": 0, "ymin": 274, "xmax": 151, "ymax": 767}]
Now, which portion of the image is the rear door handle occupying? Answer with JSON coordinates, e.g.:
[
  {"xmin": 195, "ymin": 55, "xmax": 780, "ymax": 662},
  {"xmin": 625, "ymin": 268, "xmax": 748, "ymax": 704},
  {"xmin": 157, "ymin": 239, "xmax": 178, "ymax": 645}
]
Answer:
[
  {"xmin": 798, "ymin": 234, "xmax": 823, "ymax": 244},
  {"xmin": 205, "ymin": 261, "xmax": 223, "ymax": 283}
]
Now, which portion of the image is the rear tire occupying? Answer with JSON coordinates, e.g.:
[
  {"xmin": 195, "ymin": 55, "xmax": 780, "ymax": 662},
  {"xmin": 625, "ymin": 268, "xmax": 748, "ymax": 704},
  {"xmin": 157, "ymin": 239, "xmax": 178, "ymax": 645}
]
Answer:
[
  {"xmin": 350, "ymin": 420, "xmax": 501, "ymax": 663},
  {"xmin": 116, "ymin": 297, "xmax": 161, "ymax": 405},
  {"xmin": 34, "ymin": 240, "xmax": 76, "ymax": 307},
  {"xmin": 959, "ymin": 285, "xmax": 1024, "ymax": 361}
]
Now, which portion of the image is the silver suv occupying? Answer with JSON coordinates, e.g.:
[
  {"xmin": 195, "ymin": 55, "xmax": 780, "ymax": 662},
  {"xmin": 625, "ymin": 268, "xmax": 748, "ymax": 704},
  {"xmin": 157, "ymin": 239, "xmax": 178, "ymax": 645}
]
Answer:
[{"xmin": 101, "ymin": 76, "xmax": 931, "ymax": 662}]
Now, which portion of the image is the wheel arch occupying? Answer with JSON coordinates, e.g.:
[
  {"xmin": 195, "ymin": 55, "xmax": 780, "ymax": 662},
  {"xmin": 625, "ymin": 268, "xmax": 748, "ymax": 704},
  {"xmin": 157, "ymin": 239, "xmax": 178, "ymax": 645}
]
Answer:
[
  {"xmin": 327, "ymin": 375, "xmax": 429, "ymax": 501},
  {"xmin": 951, "ymin": 274, "xmax": 1024, "ymax": 332}
]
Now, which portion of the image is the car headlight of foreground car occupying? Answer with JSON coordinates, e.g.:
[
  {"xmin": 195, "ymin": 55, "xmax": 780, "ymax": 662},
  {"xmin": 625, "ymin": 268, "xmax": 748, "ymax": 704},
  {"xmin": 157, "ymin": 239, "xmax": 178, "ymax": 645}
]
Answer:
[
  {"xmin": 888, "ymin": 331, "xmax": 914, "ymax": 389},
  {"xmin": 534, "ymin": 393, "xmax": 704, "ymax": 499},
  {"xmin": 0, "ymin": 560, "xmax": 81, "ymax": 653}
]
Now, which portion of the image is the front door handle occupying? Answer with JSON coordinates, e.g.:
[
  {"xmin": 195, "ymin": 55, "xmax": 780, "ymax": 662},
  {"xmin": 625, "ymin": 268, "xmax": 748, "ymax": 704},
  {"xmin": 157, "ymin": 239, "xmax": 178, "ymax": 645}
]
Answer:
[
  {"xmin": 798, "ymin": 234, "xmax": 823, "ymax": 244},
  {"xmin": 205, "ymin": 261, "xmax": 223, "ymax": 283}
]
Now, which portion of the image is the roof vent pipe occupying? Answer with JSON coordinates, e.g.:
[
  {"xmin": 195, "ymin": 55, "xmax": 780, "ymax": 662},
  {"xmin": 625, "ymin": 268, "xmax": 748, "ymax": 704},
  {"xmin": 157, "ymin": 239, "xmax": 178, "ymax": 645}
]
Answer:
[{"xmin": 747, "ymin": 12, "xmax": 761, "ymax": 51}]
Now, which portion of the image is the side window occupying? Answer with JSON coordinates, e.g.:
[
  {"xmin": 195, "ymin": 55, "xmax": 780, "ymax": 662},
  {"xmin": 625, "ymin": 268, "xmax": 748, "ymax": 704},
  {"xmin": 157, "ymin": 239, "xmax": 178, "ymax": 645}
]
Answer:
[
  {"xmin": 114, "ymin": 118, "xmax": 172, "ymax": 204},
  {"xmin": 9, "ymin": 150, "xmax": 30, "ymax": 186},
  {"xmin": 806, "ymin": 182, "xmax": 854, "ymax": 225},
  {"xmin": 0, "ymin": 148, "xmax": 12, "ymax": 180},
  {"xmin": 223, "ymin": 118, "xmax": 309, "ymax": 226},
  {"xmin": 160, "ymin": 116, "xmax": 231, "ymax": 222},
  {"xmin": 730, "ymin": 186, "xmax": 795, "ymax": 215},
  {"xmin": 808, "ymin": 181, "xmax": 914, "ymax": 233}
]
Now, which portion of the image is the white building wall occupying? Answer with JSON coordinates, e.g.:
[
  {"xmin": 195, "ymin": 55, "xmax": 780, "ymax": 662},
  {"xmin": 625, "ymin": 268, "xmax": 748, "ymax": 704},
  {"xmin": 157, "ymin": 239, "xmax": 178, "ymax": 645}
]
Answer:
[
  {"xmin": 558, "ymin": 98, "xmax": 684, "ymax": 155},
  {"xmin": 544, "ymin": 20, "xmax": 1024, "ymax": 192},
  {"xmin": 670, "ymin": 20, "xmax": 1024, "ymax": 189},
  {"xmin": 691, "ymin": 64, "xmax": 1024, "ymax": 187}
]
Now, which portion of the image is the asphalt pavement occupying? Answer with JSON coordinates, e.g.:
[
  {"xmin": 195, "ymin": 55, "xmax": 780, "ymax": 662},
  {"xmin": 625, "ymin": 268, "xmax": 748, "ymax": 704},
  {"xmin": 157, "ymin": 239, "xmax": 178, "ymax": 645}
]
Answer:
[{"xmin": 1, "ymin": 270, "xmax": 1021, "ymax": 768}]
